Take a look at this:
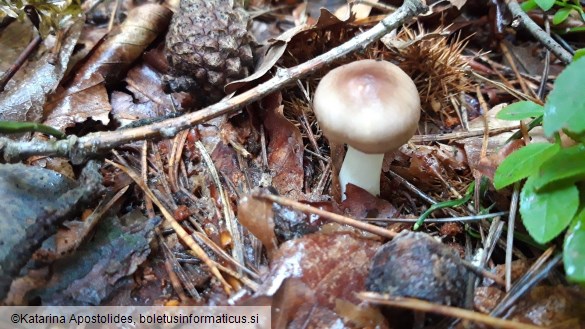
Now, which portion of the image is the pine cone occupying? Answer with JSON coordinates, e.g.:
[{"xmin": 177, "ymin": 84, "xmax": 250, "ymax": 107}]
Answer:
[{"xmin": 164, "ymin": 0, "xmax": 254, "ymax": 105}]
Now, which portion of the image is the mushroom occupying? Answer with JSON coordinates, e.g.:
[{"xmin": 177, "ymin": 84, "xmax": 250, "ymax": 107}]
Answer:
[{"xmin": 313, "ymin": 59, "xmax": 420, "ymax": 199}]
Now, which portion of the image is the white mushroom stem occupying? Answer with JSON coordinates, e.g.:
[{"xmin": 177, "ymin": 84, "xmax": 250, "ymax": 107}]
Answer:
[{"xmin": 339, "ymin": 145, "xmax": 384, "ymax": 200}]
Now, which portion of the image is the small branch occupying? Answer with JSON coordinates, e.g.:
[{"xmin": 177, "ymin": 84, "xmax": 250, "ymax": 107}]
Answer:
[
  {"xmin": 0, "ymin": 35, "xmax": 42, "ymax": 92},
  {"xmin": 0, "ymin": 0, "xmax": 428, "ymax": 163},
  {"xmin": 254, "ymin": 191, "xmax": 397, "ymax": 239},
  {"xmin": 506, "ymin": 0, "xmax": 572, "ymax": 64},
  {"xmin": 358, "ymin": 293, "xmax": 544, "ymax": 329}
]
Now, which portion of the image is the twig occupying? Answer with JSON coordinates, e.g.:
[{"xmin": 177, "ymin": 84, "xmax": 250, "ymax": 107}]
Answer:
[
  {"xmin": 358, "ymin": 293, "xmax": 543, "ymax": 329},
  {"xmin": 0, "ymin": 35, "xmax": 42, "ymax": 92},
  {"xmin": 0, "ymin": 0, "xmax": 428, "ymax": 163},
  {"xmin": 506, "ymin": 0, "xmax": 572, "ymax": 64},
  {"xmin": 253, "ymin": 191, "xmax": 397, "ymax": 238},
  {"xmin": 362, "ymin": 211, "xmax": 508, "ymax": 223}
]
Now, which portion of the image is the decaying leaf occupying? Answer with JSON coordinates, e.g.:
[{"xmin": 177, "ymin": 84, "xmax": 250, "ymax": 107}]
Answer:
[
  {"xmin": 0, "ymin": 19, "xmax": 82, "ymax": 126},
  {"xmin": 32, "ymin": 215, "xmax": 160, "ymax": 305},
  {"xmin": 342, "ymin": 184, "xmax": 398, "ymax": 218},
  {"xmin": 44, "ymin": 4, "xmax": 172, "ymax": 131},
  {"xmin": 226, "ymin": 7, "xmax": 358, "ymax": 94},
  {"xmin": 264, "ymin": 105, "xmax": 304, "ymax": 198},
  {"xmin": 237, "ymin": 193, "xmax": 278, "ymax": 258},
  {"xmin": 0, "ymin": 162, "xmax": 103, "ymax": 301},
  {"xmin": 252, "ymin": 231, "xmax": 382, "ymax": 327}
]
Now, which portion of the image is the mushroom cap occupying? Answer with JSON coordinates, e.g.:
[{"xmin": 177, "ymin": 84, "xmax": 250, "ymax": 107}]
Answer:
[{"xmin": 313, "ymin": 59, "xmax": 420, "ymax": 154}]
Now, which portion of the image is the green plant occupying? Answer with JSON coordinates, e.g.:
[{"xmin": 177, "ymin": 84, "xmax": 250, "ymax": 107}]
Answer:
[
  {"xmin": 521, "ymin": 0, "xmax": 585, "ymax": 30},
  {"xmin": 0, "ymin": 0, "xmax": 81, "ymax": 38},
  {"xmin": 494, "ymin": 57, "xmax": 585, "ymax": 283}
]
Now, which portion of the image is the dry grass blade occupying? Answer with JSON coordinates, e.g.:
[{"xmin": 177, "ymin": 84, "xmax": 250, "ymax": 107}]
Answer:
[
  {"xmin": 358, "ymin": 292, "xmax": 544, "ymax": 329},
  {"xmin": 104, "ymin": 158, "xmax": 232, "ymax": 294}
]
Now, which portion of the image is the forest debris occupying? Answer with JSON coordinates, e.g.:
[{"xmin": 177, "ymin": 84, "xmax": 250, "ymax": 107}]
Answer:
[
  {"xmin": 0, "ymin": 19, "xmax": 82, "ymax": 126},
  {"xmin": 342, "ymin": 184, "xmax": 398, "ymax": 219},
  {"xmin": 237, "ymin": 192, "xmax": 278, "ymax": 259},
  {"xmin": 32, "ymin": 215, "xmax": 160, "ymax": 305},
  {"xmin": 110, "ymin": 58, "xmax": 178, "ymax": 127},
  {"xmin": 0, "ymin": 161, "xmax": 103, "ymax": 301},
  {"xmin": 264, "ymin": 105, "xmax": 304, "ymax": 198},
  {"xmin": 366, "ymin": 231, "xmax": 469, "ymax": 307},
  {"xmin": 43, "ymin": 4, "xmax": 172, "ymax": 132},
  {"xmin": 252, "ymin": 231, "xmax": 382, "ymax": 327}
]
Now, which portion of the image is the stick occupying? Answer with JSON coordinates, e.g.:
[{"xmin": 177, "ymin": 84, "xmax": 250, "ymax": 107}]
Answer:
[
  {"xmin": 506, "ymin": 0, "xmax": 572, "ymax": 64},
  {"xmin": 0, "ymin": 0, "xmax": 427, "ymax": 163}
]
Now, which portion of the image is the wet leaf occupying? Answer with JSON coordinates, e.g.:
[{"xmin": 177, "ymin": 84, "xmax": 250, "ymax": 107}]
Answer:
[
  {"xmin": 237, "ymin": 193, "xmax": 278, "ymax": 258},
  {"xmin": 44, "ymin": 4, "xmax": 172, "ymax": 131},
  {"xmin": 33, "ymin": 215, "xmax": 160, "ymax": 305},
  {"xmin": 544, "ymin": 57, "xmax": 585, "ymax": 136},
  {"xmin": 0, "ymin": 19, "xmax": 82, "ymax": 126},
  {"xmin": 494, "ymin": 142, "xmax": 560, "ymax": 189},
  {"xmin": 264, "ymin": 105, "xmax": 304, "ymax": 198},
  {"xmin": 564, "ymin": 209, "xmax": 585, "ymax": 282},
  {"xmin": 342, "ymin": 184, "xmax": 398, "ymax": 218},
  {"xmin": 519, "ymin": 176, "xmax": 578, "ymax": 244},
  {"xmin": 255, "ymin": 232, "xmax": 380, "ymax": 312},
  {"xmin": 509, "ymin": 286, "xmax": 585, "ymax": 326}
]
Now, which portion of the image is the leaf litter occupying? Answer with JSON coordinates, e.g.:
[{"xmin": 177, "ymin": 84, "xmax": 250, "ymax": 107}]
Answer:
[{"xmin": 0, "ymin": 0, "xmax": 584, "ymax": 327}]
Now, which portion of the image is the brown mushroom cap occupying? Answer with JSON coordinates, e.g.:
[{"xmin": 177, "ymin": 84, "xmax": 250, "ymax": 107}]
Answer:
[{"xmin": 313, "ymin": 59, "xmax": 420, "ymax": 154}]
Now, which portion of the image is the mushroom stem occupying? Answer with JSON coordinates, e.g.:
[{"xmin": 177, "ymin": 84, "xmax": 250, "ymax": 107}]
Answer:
[{"xmin": 339, "ymin": 145, "xmax": 384, "ymax": 200}]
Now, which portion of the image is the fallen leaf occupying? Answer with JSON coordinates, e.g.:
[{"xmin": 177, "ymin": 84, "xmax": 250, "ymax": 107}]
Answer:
[
  {"xmin": 0, "ymin": 19, "xmax": 83, "ymax": 126},
  {"xmin": 253, "ymin": 231, "xmax": 381, "ymax": 326},
  {"xmin": 33, "ymin": 215, "xmax": 160, "ymax": 305},
  {"xmin": 264, "ymin": 105, "xmax": 304, "ymax": 198},
  {"xmin": 342, "ymin": 184, "xmax": 398, "ymax": 218},
  {"xmin": 44, "ymin": 4, "xmax": 172, "ymax": 131},
  {"xmin": 237, "ymin": 192, "xmax": 278, "ymax": 258}
]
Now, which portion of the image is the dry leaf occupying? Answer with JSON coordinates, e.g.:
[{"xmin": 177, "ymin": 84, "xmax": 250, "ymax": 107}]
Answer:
[
  {"xmin": 0, "ymin": 19, "xmax": 82, "ymax": 126},
  {"xmin": 264, "ymin": 105, "xmax": 304, "ymax": 198},
  {"xmin": 44, "ymin": 4, "xmax": 172, "ymax": 131}
]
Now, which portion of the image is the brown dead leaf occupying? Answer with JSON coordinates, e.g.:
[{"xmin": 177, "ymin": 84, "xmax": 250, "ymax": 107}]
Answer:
[
  {"xmin": 226, "ymin": 7, "xmax": 357, "ymax": 94},
  {"xmin": 264, "ymin": 105, "xmax": 304, "ymax": 198},
  {"xmin": 111, "ymin": 59, "xmax": 177, "ymax": 127},
  {"xmin": 342, "ymin": 184, "xmax": 398, "ymax": 218},
  {"xmin": 44, "ymin": 4, "xmax": 172, "ymax": 131},
  {"xmin": 0, "ymin": 20, "xmax": 34, "ymax": 80},
  {"xmin": 254, "ymin": 231, "xmax": 381, "ymax": 316},
  {"xmin": 237, "ymin": 193, "xmax": 278, "ymax": 258},
  {"xmin": 0, "ymin": 19, "xmax": 83, "ymax": 126}
]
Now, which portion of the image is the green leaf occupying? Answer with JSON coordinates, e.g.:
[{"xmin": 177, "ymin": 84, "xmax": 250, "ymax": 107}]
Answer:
[
  {"xmin": 532, "ymin": 144, "xmax": 585, "ymax": 190},
  {"xmin": 544, "ymin": 57, "xmax": 585, "ymax": 136},
  {"xmin": 496, "ymin": 101, "xmax": 544, "ymax": 121},
  {"xmin": 553, "ymin": 7, "xmax": 573, "ymax": 25},
  {"xmin": 521, "ymin": 0, "xmax": 539, "ymax": 11},
  {"xmin": 564, "ymin": 209, "xmax": 585, "ymax": 282},
  {"xmin": 494, "ymin": 143, "xmax": 560, "ymax": 189},
  {"xmin": 520, "ymin": 176, "xmax": 578, "ymax": 244},
  {"xmin": 574, "ymin": 48, "xmax": 585, "ymax": 61},
  {"xmin": 535, "ymin": 0, "xmax": 555, "ymax": 10}
]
